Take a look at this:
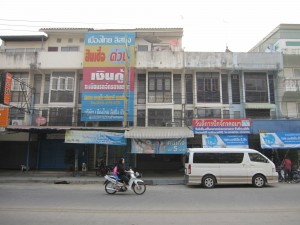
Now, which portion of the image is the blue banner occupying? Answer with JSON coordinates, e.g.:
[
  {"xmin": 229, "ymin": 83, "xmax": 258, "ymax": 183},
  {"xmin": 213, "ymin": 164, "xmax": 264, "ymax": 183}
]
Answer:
[
  {"xmin": 81, "ymin": 92, "xmax": 134, "ymax": 121},
  {"xmin": 203, "ymin": 134, "xmax": 249, "ymax": 148},
  {"xmin": 131, "ymin": 139, "xmax": 187, "ymax": 154},
  {"xmin": 260, "ymin": 132, "xmax": 300, "ymax": 149},
  {"xmin": 65, "ymin": 130, "xmax": 126, "ymax": 146}
]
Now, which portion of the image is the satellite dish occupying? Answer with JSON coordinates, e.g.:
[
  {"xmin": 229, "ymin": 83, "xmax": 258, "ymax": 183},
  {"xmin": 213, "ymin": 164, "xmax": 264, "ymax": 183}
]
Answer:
[{"xmin": 142, "ymin": 35, "xmax": 162, "ymax": 43}]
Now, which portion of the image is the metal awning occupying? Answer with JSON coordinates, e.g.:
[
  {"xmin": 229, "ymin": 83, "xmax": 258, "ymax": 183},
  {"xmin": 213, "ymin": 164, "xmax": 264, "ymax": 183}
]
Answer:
[{"xmin": 124, "ymin": 127, "xmax": 194, "ymax": 139}]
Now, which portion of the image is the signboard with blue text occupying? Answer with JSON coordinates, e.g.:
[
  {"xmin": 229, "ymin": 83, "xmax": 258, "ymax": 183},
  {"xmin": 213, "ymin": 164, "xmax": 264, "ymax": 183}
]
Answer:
[
  {"xmin": 65, "ymin": 130, "xmax": 126, "ymax": 146},
  {"xmin": 203, "ymin": 134, "xmax": 249, "ymax": 148},
  {"xmin": 131, "ymin": 138, "xmax": 187, "ymax": 154},
  {"xmin": 81, "ymin": 32, "xmax": 135, "ymax": 121},
  {"xmin": 260, "ymin": 132, "xmax": 300, "ymax": 149}
]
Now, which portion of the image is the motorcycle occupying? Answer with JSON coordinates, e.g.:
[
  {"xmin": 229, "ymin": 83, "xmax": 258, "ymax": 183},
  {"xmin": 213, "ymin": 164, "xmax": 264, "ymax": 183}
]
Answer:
[{"xmin": 104, "ymin": 169, "xmax": 146, "ymax": 195}]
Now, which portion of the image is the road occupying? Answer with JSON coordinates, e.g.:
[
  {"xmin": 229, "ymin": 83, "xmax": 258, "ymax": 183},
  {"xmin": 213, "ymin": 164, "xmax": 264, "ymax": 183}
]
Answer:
[{"xmin": 0, "ymin": 182, "xmax": 300, "ymax": 225}]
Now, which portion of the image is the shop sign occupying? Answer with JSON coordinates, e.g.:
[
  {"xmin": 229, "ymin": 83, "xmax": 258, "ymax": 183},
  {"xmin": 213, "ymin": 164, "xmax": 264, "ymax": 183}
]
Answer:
[
  {"xmin": 260, "ymin": 132, "xmax": 300, "ymax": 149},
  {"xmin": 193, "ymin": 118, "xmax": 251, "ymax": 134},
  {"xmin": 202, "ymin": 134, "xmax": 249, "ymax": 148},
  {"xmin": 131, "ymin": 138, "xmax": 187, "ymax": 154},
  {"xmin": 65, "ymin": 130, "xmax": 126, "ymax": 146},
  {"xmin": 0, "ymin": 107, "xmax": 9, "ymax": 127}
]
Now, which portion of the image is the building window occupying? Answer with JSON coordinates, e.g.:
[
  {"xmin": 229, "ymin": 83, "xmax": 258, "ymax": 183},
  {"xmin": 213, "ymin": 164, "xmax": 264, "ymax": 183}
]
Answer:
[
  {"xmin": 50, "ymin": 72, "xmax": 75, "ymax": 103},
  {"xmin": 48, "ymin": 108, "xmax": 73, "ymax": 126},
  {"xmin": 173, "ymin": 74, "xmax": 182, "ymax": 104},
  {"xmin": 34, "ymin": 74, "xmax": 42, "ymax": 104},
  {"xmin": 268, "ymin": 74, "xmax": 275, "ymax": 104},
  {"xmin": 137, "ymin": 74, "xmax": 146, "ymax": 104},
  {"xmin": 9, "ymin": 108, "xmax": 25, "ymax": 124},
  {"xmin": 185, "ymin": 74, "xmax": 193, "ymax": 104},
  {"xmin": 68, "ymin": 38, "xmax": 73, "ymax": 43},
  {"xmin": 48, "ymin": 47, "xmax": 58, "ymax": 52},
  {"xmin": 223, "ymin": 110, "xmax": 230, "ymax": 118},
  {"xmin": 245, "ymin": 109, "xmax": 270, "ymax": 119},
  {"xmin": 57, "ymin": 38, "xmax": 62, "ymax": 43},
  {"xmin": 174, "ymin": 110, "xmax": 182, "ymax": 127},
  {"xmin": 10, "ymin": 73, "xmax": 29, "ymax": 103},
  {"xmin": 148, "ymin": 109, "xmax": 172, "ymax": 127},
  {"xmin": 137, "ymin": 109, "xmax": 145, "ymax": 126},
  {"xmin": 221, "ymin": 74, "xmax": 229, "ymax": 104},
  {"xmin": 185, "ymin": 110, "xmax": 193, "ymax": 126},
  {"xmin": 244, "ymin": 72, "xmax": 268, "ymax": 103},
  {"xmin": 43, "ymin": 75, "xmax": 50, "ymax": 104},
  {"xmin": 61, "ymin": 46, "xmax": 79, "ymax": 52},
  {"xmin": 234, "ymin": 111, "xmax": 241, "ymax": 118},
  {"xmin": 294, "ymin": 69, "xmax": 300, "ymax": 78},
  {"xmin": 79, "ymin": 38, "xmax": 84, "ymax": 43},
  {"xmin": 231, "ymin": 74, "xmax": 240, "ymax": 104},
  {"xmin": 197, "ymin": 108, "xmax": 221, "ymax": 118},
  {"xmin": 148, "ymin": 72, "xmax": 171, "ymax": 103},
  {"xmin": 196, "ymin": 72, "xmax": 220, "ymax": 103}
]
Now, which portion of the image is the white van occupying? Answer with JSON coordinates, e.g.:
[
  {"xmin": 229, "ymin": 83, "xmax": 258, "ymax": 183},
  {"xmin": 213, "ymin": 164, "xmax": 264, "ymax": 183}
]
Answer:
[{"xmin": 185, "ymin": 148, "xmax": 278, "ymax": 188}]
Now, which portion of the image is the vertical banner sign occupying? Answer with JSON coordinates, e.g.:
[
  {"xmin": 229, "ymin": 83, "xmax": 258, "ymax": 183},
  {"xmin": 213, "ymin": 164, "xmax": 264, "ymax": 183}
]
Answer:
[
  {"xmin": 0, "ymin": 72, "xmax": 12, "ymax": 105},
  {"xmin": 81, "ymin": 32, "xmax": 135, "ymax": 121},
  {"xmin": 0, "ymin": 107, "xmax": 9, "ymax": 127}
]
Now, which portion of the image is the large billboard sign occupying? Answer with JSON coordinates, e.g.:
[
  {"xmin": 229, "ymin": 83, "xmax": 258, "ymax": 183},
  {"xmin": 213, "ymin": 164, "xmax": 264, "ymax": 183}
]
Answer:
[
  {"xmin": 193, "ymin": 119, "xmax": 252, "ymax": 134},
  {"xmin": 81, "ymin": 32, "xmax": 135, "ymax": 121},
  {"xmin": 202, "ymin": 134, "xmax": 249, "ymax": 148},
  {"xmin": 0, "ymin": 72, "xmax": 12, "ymax": 105}
]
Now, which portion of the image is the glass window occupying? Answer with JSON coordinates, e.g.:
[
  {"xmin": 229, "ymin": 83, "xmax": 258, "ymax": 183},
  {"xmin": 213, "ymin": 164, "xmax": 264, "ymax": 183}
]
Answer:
[
  {"xmin": 148, "ymin": 72, "xmax": 172, "ymax": 103},
  {"xmin": 48, "ymin": 47, "xmax": 58, "ymax": 52},
  {"xmin": 137, "ymin": 109, "xmax": 145, "ymax": 126},
  {"xmin": 61, "ymin": 46, "xmax": 79, "ymax": 52},
  {"xmin": 231, "ymin": 74, "xmax": 240, "ymax": 104},
  {"xmin": 34, "ymin": 74, "xmax": 42, "ymax": 104},
  {"xmin": 137, "ymin": 45, "xmax": 148, "ymax": 51},
  {"xmin": 219, "ymin": 153, "xmax": 244, "ymax": 163},
  {"xmin": 244, "ymin": 73, "xmax": 268, "ymax": 103},
  {"xmin": 137, "ymin": 74, "xmax": 146, "ymax": 104},
  {"xmin": 50, "ymin": 72, "xmax": 75, "ymax": 103},
  {"xmin": 197, "ymin": 108, "xmax": 221, "ymax": 118},
  {"xmin": 173, "ymin": 74, "xmax": 182, "ymax": 104},
  {"xmin": 185, "ymin": 74, "xmax": 193, "ymax": 104},
  {"xmin": 193, "ymin": 153, "xmax": 219, "ymax": 163},
  {"xmin": 148, "ymin": 109, "xmax": 172, "ymax": 126},
  {"xmin": 249, "ymin": 153, "xmax": 269, "ymax": 163},
  {"xmin": 196, "ymin": 72, "xmax": 220, "ymax": 103}
]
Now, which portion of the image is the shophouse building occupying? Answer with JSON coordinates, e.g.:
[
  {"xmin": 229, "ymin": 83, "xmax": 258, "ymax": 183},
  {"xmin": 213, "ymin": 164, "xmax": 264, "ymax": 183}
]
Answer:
[{"xmin": 0, "ymin": 25, "xmax": 298, "ymax": 171}]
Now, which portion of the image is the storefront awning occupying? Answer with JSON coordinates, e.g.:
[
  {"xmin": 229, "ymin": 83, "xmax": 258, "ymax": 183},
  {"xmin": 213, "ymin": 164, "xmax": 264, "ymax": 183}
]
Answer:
[{"xmin": 124, "ymin": 127, "xmax": 194, "ymax": 139}]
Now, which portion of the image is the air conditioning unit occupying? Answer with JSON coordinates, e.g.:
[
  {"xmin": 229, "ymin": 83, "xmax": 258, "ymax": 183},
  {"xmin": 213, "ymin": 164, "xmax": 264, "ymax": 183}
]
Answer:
[{"xmin": 12, "ymin": 120, "xmax": 23, "ymax": 126}]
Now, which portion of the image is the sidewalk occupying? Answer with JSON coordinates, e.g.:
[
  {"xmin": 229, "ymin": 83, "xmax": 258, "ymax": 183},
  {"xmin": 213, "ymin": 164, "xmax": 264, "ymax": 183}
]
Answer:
[{"xmin": 0, "ymin": 170, "xmax": 186, "ymax": 185}]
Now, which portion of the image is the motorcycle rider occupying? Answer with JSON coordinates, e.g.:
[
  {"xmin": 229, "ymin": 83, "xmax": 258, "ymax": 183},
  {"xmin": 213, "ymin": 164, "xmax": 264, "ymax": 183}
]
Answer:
[{"xmin": 117, "ymin": 158, "xmax": 129, "ymax": 187}]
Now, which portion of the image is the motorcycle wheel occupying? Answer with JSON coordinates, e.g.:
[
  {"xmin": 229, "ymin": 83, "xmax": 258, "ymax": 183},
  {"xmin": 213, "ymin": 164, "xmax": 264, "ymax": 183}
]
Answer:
[
  {"xmin": 105, "ymin": 181, "xmax": 117, "ymax": 194},
  {"xmin": 133, "ymin": 182, "xmax": 146, "ymax": 195}
]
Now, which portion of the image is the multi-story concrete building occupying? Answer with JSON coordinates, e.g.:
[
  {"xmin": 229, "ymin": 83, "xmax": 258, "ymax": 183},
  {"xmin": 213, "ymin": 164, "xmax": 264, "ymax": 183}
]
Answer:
[{"xmin": 0, "ymin": 25, "xmax": 299, "ymax": 172}]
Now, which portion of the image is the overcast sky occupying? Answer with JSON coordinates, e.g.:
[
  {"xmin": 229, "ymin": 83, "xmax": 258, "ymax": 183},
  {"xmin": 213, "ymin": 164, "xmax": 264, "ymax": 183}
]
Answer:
[{"xmin": 0, "ymin": 0, "xmax": 299, "ymax": 52}]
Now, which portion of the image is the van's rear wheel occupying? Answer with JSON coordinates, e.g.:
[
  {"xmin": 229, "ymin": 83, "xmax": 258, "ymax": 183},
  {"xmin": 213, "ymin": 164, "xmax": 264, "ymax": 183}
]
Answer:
[
  {"xmin": 253, "ymin": 175, "xmax": 265, "ymax": 188},
  {"xmin": 202, "ymin": 175, "xmax": 216, "ymax": 188}
]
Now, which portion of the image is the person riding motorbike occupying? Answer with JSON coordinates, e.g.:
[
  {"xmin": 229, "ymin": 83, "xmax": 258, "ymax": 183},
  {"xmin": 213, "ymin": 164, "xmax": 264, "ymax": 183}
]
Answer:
[{"xmin": 117, "ymin": 158, "xmax": 129, "ymax": 186}]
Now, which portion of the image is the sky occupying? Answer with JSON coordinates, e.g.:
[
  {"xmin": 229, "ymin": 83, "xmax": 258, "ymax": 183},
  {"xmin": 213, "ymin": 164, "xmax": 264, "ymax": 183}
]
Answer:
[{"xmin": 0, "ymin": 0, "xmax": 299, "ymax": 52}]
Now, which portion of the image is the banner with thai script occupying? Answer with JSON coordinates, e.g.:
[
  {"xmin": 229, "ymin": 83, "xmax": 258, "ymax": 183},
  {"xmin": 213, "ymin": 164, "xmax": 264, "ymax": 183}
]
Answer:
[
  {"xmin": 0, "ymin": 72, "xmax": 12, "ymax": 105},
  {"xmin": 203, "ymin": 134, "xmax": 249, "ymax": 148},
  {"xmin": 260, "ymin": 132, "xmax": 300, "ymax": 149},
  {"xmin": 193, "ymin": 119, "xmax": 252, "ymax": 134},
  {"xmin": 0, "ymin": 107, "xmax": 9, "ymax": 127},
  {"xmin": 65, "ymin": 130, "xmax": 126, "ymax": 145},
  {"xmin": 131, "ymin": 138, "xmax": 187, "ymax": 154},
  {"xmin": 82, "ymin": 32, "xmax": 135, "ymax": 122}
]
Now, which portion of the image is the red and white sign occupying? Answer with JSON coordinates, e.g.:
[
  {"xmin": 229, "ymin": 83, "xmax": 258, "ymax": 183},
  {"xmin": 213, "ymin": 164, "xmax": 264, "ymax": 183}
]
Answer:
[{"xmin": 35, "ymin": 117, "xmax": 47, "ymax": 125}]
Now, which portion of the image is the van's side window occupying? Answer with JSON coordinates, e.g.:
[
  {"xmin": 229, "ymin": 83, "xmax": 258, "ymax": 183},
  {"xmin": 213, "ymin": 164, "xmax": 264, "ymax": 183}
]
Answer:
[
  {"xmin": 249, "ymin": 153, "xmax": 268, "ymax": 163},
  {"xmin": 219, "ymin": 153, "xmax": 244, "ymax": 163},
  {"xmin": 193, "ymin": 153, "xmax": 219, "ymax": 163}
]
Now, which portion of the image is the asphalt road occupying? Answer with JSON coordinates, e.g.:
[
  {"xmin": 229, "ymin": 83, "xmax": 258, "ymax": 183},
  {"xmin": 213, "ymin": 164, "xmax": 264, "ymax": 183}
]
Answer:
[{"xmin": 0, "ymin": 182, "xmax": 300, "ymax": 225}]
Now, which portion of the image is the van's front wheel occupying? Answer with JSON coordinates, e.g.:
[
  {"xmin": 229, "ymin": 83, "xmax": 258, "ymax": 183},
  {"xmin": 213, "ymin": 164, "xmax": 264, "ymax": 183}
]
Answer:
[
  {"xmin": 253, "ymin": 175, "xmax": 265, "ymax": 188},
  {"xmin": 202, "ymin": 175, "xmax": 216, "ymax": 188}
]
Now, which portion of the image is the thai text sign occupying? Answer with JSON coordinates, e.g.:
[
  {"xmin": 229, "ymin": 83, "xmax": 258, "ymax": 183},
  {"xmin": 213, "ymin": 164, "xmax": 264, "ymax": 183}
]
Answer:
[
  {"xmin": 65, "ymin": 130, "xmax": 126, "ymax": 146},
  {"xmin": 0, "ymin": 107, "xmax": 9, "ymax": 127},
  {"xmin": 193, "ymin": 119, "xmax": 252, "ymax": 134},
  {"xmin": 0, "ymin": 72, "xmax": 12, "ymax": 105},
  {"xmin": 260, "ymin": 132, "xmax": 300, "ymax": 149},
  {"xmin": 203, "ymin": 134, "xmax": 249, "ymax": 148},
  {"xmin": 131, "ymin": 138, "xmax": 187, "ymax": 154},
  {"xmin": 82, "ymin": 32, "xmax": 135, "ymax": 121}
]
